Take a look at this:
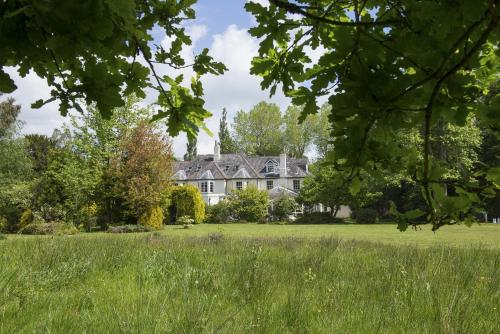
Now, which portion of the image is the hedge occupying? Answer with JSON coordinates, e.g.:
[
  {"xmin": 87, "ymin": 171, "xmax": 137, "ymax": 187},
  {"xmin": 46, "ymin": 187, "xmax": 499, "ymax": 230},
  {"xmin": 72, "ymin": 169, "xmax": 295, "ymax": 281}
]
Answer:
[{"xmin": 169, "ymin": 185, "xmax": 205, "ymax": 224}]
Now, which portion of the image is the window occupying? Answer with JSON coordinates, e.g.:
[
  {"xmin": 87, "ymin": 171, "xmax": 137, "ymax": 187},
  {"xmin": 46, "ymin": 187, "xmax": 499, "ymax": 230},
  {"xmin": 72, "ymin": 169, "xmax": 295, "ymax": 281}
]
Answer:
[
  {"xmin": 236, "ymin": 181, "xmax": 243, "ymax": 190},
  {"xmin": 200, "ymin": 181, "xmax": 208, "ymax": 193},
  {"xmin": 201, "ymin": 181, "xmax": 214, "ymax": 193},
  {"xmin": 267, "ymin": 180, "xmax": 273, "ymax": 190},
  {"xmin": 266, "ymin": 161, "xmax": 276, "ymax": 173},
  {"xmin": 293, "ymin": 180, "xmax": 301, "ymax": 191}
]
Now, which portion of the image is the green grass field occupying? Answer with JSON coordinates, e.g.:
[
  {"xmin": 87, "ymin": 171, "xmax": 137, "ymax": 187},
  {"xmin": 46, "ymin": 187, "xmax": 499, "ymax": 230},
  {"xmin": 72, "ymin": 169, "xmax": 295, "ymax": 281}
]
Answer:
[{"xmin": 0, "ymin": 224, "xmax": 499, "ymax": 333}]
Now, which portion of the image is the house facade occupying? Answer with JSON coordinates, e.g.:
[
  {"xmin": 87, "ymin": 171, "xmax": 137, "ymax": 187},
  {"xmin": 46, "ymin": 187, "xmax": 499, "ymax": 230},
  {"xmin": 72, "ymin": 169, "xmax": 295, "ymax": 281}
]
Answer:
[{"xmin": 172, "ymin": 142, "xmax": 308, "ymax": 206}]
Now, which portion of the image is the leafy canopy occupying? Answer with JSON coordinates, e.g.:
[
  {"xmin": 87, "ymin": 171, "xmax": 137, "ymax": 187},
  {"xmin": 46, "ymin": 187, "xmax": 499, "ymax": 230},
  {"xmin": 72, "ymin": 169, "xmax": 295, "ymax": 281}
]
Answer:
[
  {"xmin": 246, "ymin": 0, "xmax": 500, "ymax": 230},
  {"xmin": 0, "ymin": 0, "xmax": 226, "ymax": 138}
]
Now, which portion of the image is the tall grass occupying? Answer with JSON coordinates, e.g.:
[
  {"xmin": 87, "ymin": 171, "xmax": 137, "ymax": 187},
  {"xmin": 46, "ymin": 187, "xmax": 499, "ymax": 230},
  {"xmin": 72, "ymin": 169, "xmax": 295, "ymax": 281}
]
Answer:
[{"xmin": 0, "ymin": 233, "xmax": 498, "ymax": 333}]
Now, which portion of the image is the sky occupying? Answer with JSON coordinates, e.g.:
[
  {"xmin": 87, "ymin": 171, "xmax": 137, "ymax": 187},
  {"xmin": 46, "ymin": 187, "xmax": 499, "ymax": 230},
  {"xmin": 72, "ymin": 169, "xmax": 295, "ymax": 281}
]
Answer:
[{"xmin": 7, "ymin": 0, "xmax": 293, "ymax": 159}]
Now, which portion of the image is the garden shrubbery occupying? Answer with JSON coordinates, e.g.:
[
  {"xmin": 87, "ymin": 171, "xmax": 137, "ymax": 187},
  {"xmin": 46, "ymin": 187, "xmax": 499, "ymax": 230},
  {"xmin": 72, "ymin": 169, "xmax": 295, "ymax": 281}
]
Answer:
[
  {"xmin": 19, "ymin": 222, "xmax": 78, "ymax": 235},
  {"xmin": 270, "ymin": 196, "xmax": 296, "ymax": 221},
  {"xmin": 294, "ymin": 212, "xmax": 345, "ymax": 224},
  {"xmin": 204, "ymin": 200, "xmax": 232, "ymax": 224},
  {"xmin": 107, "ymin": 225, "xmax": 153, "ymax": 233},
  {"xmin": 139, "ymin": 206, "xmax": 163, "ymax": 230},
  {"xmin": 169, "ymin": 185, "xmax": 205, "ymax": 224},
  {"xmin": 226, "ymin": 186, "xmax": 268, "ymax": 223},
  {"xmin": 354, "ymin": 208, "xmax": 378, "ymax": 224}
]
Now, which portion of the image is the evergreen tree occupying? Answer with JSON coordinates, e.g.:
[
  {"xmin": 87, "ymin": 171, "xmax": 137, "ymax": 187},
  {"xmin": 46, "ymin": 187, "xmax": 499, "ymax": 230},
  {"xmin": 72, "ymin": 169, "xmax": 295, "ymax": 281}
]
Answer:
[
  {"xmin": 184, "ymin": 136, "xmax": 197, "ymax": 161},
  {"xmin": 219, "ymin": 108, "xmax": 236, "ymax": 154}
]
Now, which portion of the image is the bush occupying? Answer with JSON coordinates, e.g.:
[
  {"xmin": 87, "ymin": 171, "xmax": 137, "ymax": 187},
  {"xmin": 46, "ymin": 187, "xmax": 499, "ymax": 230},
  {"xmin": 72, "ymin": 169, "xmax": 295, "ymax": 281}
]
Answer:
[
  {"xmin": 18, "ymin": 209, "xmax": 33, "ymax": 230},
  {"xmin": 0, "ymin": 216, "xmax": 6, "ymax": 233},
  {"xmin": 271, "ymin": 196, "xmax": 296, "ymax": 221},
  {"xmin": 169, "ymin": 185, "xmax": 205, "ymax": 224},
  {"xmin": 107, "ymin": 225, "xmax": 153, "ymax": 233},
  {"xmin": 19, "ymin": 222, "xmax": 79, "ymax": 235},
  {"xmin": 354, "ymin": 208, "xmax": 378, "ymax": 224},
  {"xmin": 139, "ymin": 206, "xmax": 163, "ymax": 230},
  {"xmin": 227, "ymin": 186, "xmax": 268, "ymax": 222},
  {"xmin": 204, "ymin": 200, "xmax": 232, "ymax": 224},
  {"xmin": 294, "ymin": 212, "xmax": 345, "ymax": 224}
]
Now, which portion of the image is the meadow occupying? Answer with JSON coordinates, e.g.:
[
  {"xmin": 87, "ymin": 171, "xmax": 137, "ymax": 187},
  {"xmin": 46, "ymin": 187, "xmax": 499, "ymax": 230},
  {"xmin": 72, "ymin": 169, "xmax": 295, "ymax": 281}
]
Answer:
[{"xmin": 0, "ymin": 224, "xmax": 499, "ymax": 333}]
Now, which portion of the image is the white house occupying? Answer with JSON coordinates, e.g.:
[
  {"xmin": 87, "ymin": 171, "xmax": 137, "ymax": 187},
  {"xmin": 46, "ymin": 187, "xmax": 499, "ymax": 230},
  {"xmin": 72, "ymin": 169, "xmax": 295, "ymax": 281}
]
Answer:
[{"xmin": 172, "ymin": 142, "xmax": 308, "ymax": 206}]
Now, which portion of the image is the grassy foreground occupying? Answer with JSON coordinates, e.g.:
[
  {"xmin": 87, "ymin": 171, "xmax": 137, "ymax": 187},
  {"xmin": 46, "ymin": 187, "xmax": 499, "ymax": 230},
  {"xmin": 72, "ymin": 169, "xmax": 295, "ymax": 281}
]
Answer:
[{"xmin": 0, "ymin": 229, "xmax": 499, "ymax": 333}]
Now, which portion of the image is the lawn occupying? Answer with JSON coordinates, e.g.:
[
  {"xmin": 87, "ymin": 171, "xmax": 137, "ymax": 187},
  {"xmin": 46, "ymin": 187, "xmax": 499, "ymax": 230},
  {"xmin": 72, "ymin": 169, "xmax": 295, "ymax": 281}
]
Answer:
[
  {"xmin": 160, "ymin": 223, "xmax": 500, "ymax": 249},
  {"xmin": 0, "ymin": 224, "xmax": 499, "ymax": 333}
]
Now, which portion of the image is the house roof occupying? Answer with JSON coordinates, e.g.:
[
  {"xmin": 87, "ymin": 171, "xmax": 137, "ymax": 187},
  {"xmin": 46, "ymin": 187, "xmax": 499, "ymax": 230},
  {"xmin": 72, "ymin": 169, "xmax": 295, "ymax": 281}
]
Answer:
[{"xmin": 173, "ymin": 154, "xmax": 308, "ymax": 180}]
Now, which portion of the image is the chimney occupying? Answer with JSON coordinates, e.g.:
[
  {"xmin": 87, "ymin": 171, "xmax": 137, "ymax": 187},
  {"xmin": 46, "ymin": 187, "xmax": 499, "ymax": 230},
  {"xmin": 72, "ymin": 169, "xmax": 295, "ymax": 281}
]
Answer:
[
  {"xmin": 279, "ymin": 152, "xmax": 287, "ymax": 177},
  {"xmin": 214, "ymin": 141, "xmax": 221, "ymax": 161}
]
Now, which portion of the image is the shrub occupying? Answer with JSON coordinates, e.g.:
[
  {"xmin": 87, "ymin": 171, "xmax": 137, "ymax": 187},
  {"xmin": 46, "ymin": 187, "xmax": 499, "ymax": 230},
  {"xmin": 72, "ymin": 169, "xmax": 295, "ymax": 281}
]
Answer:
[
  {"xmin": 227, "ymin": 186, "xmax": 268, "ymax": 222},
  {"xmin": 169, "ymin": 185, "xmax": 205, "ymax": 224},
  {"xmin": 18, "ymin": 209, "xmax": 33, "ymax": 230},
  {"xmin": 107, "ymin": 225, "xmax": 153, "ymax": 233},
  {"xmin": 0, "ymin": 216, "xmax": 6, "ymax": 233},
  {"xmin": 294, "ymin": 212, "xmax": 345, "ymax": 224},
  {"xmin": 19, "ymin": 222, "xmax": 79, "ymax": 235},
  {"xmin": 271, "ymin": 196, "xmax": 296, "ymax": 221},
  {"xmin": 177, "ymin": 215, "xmax": 194, "ymax": 225},
  {"xmin": 204, "ymin": 200, "xmax": 232, "ymax": 224},
  {"xmin": 139, "ymin": 206, "xmax": 163, "ymax": 230},
  {"xmin": 355, "ymin": 208, "xmax": 378, "ymax": 224}
]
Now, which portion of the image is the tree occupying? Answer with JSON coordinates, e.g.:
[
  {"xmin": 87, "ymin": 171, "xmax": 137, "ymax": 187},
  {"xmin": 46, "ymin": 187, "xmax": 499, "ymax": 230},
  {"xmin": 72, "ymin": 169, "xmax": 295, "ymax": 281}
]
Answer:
[
  {"xmin": 227, "ymin": 186, "xmax": 269, "ymax": 222},
  {"xmin": 0, "ymin": 98, "xmax": 33, "ymax": 231},
  {"xmin": 282, "ymin": 105, "xmax": 315, "ymax": 157},
  {"xmin": 271, "ymin": 196, "xmax": 296, "ymax": 221},
  {"xmin": 246, "ymin": 0, "xmax": 499, "ymax": 230},
  {"xmin": 219, "ymin": 108, "xmax": 236, "ymax": 154},
  {"xmin": 110, "ymin": 122, "xmax": 173, "ymax": 222},
  {"xmin": 25, "ymin": 134, "xmax": 57, "ymax": 174},
  {"xmin": 0, "ymin": 1, "xmax": 226, "ymax": 138},
  {"xmin": 233, "ymin": 101, "xmax": 283, "ymax": 155},
  {"xmin": 169, "ymin": 185, "xmax": 205, "ymax": 224},
  {"xmin": 184, "ymin": 135, "xmax": 197, "ymax": 161}
]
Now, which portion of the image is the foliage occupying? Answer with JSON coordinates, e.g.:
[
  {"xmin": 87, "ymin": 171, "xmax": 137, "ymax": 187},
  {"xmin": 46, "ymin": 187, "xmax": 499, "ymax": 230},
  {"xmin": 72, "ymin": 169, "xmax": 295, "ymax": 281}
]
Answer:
[
  {"xmin": 271, "ymin": 196, "xmax": 296, "ymax": 221},
  {"xmin": 0, "ymin": 217, "xmax": 6, "ymax": 233},
  {"xmin": 246, "ymin": 0, "xmax": 500, "ymax": 230},
  {"xmin": 294, "ymin": 212, "xmax": 344, "ymax": 224},
  {"xmin": 0, "ymin": 97, "xmax": 21, "ymax": 138},
  {"xmin": 139, "ymin": 206, "xmax": 164, "ymax": 230},
  {"xmin": 177, "ymin": 215, "xmax": 195, "ymax": 226},
  {"xmin": 183, "ymin": 135, "xmax": 197, "ymax": 161},
  {"xmin": 0, "ymin": 1, "xmax": 226, "ymax": 139},
  {"xmin": 232, "ymin": 101, "xmax": 283, "ymax": 155},
  {"xmin": 19, "ymin": 222, "xmax": 78, "ymax": 235},
  {"xmin": 18, "ymin": 209, "xmax": 33, "ymax": 230},
  {"xmin": 218, "ymin": 108, "xmax": 237, "ymax": 154},
  {"xmin": 24, "ymin": 134, "xmax": 57, "ymax": 174},
  {"xmin": 282, "ymin": 105, "xmax": 330, "ymax": 158},
  {"xmin": 107, "ymin": 225, "xmax": 153, "ymax": 234},
  {"xmin": 354, "ymin": 208, "xmax": 378, "ymax": 225},
  {"xmin": 205, "ymin": 200, "xmax": 232, "ymax": 224},
  {"xmin": 227, "ymin": 186, "xmax": 269, "ymax": 222},
  {"xmin": 170, "ymin": 185, "xmax": 205, "ymax": 224},
  {"xmin": 298, "ymin": 163, "xmax": 380, "ymax": 217},
  {"xmin": 110, "ymin": 122, "xmax": 173, "ymax": 220}
]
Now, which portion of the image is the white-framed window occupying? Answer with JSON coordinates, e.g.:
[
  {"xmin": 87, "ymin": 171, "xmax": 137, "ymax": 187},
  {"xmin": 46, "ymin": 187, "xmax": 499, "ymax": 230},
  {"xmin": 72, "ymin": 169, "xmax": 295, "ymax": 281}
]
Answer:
[
  {"xmin": 201, "ymin": 181, "xmax": 214, "ymax": 193},
  {"xmin": 201, "ymin": 181, "xmax": 208, "ymax": 193},
  {"xmin": 266, "ymin": 161, "xmax": 276, "ymax": 173},
  {"xmin": 293, "ymin": 180, "xmax": 301, "ymax": 191},
  {"xmin": 236, "ymin": 181, "xmax": 243, "ymax": 190},
  {"xmin": 267, "ymin": 180, "xmax": 273, "ymax": 190}
]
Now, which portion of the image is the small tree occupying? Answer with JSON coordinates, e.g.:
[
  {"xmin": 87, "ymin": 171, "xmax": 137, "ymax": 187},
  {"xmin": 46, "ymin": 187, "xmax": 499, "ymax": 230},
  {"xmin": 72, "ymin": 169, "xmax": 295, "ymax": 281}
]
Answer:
[
  {"xmin": 271, "ymin": 196, "xmax": 296, "ymax": 221},
  {"xmin": 169, "ymin": 185, "xmax": 205, "ymax": 224},
  {"xmin": 227, "ymin": 186, "xmax": 268, "ymax": 222}
]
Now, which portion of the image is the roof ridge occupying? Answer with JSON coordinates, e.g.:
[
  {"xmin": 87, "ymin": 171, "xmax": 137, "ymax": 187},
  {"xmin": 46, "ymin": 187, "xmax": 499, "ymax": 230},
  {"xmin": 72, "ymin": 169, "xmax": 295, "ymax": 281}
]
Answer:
[
  {"xmin": 212, "ymin": 160, "xmax": 227, "ymax": 179},
  {"xmin": 239, "ymin": 153, "xmax": 261, "ymax": 178}
]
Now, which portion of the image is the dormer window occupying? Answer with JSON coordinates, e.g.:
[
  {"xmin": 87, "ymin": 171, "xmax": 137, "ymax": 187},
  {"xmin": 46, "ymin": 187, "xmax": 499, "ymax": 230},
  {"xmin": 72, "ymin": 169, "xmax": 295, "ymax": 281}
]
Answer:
[{"xmin": 265, "ymin": 160, "xmax": 277, "ymax": 173}]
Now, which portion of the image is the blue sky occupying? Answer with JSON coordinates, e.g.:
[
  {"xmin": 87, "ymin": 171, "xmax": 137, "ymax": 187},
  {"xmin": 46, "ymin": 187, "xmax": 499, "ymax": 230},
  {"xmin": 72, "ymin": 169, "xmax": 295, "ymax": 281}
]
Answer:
[{"xmin": 9, "ymin": 0, "xmax": 295, "ymax": 158}]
